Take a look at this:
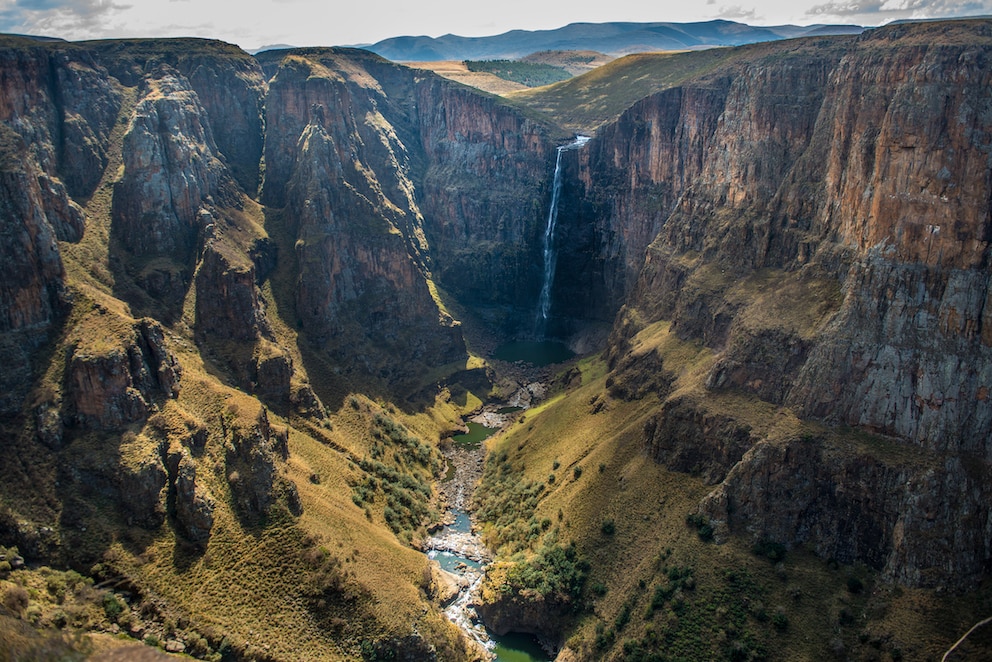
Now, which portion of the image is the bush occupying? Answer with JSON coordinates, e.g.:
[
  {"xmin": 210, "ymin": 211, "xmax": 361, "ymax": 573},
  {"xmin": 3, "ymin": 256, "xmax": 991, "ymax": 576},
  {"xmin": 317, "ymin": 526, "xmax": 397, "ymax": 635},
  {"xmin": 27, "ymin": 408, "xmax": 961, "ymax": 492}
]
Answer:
[
  {"xmin": 503, "ymin": 542, "xmax": 589, "ymax": 605},
  {"xmin": 772, "ymin": 610, "xmax": 789, "ymax": 631},
  {"xmin": 846, "ymin": 576, "xmax": 864, "ymax": 594},
  {"xmin": 102, "ymin": 592, "xmax": 124, "ymax": 620},
  {"xmin": 686, "ymin": 513, "xmax": 714, "ymax": 541},
  {"xmin": 614, "ymin": 602, "xmax": 632, "ymax": 630},
  {"xmin": 3, "ymin": 584, "xmax": 29, "ymax": 613},
  {"xmin": 573, "ymin": 466, "xmax": 583, "ymax": 480},
  {"xmin": 601, "ymin": 519, "xmax": 615, "ymax": 536},
  {"xmin": 752, "ymin": 539, "xmax": 787, "ymax": 563}
]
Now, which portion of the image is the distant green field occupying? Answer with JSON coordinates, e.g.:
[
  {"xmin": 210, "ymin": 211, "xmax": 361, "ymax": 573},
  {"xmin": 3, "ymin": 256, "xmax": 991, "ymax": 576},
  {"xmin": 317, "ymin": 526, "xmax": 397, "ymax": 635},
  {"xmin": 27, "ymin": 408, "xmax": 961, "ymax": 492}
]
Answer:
[
  {"xmin": 506, "ymin": 36, "xmax": 851, "ymax": 133},
  {"xmin": 464, "ymin": 59, "xmax": 572, "ymax": 87}
]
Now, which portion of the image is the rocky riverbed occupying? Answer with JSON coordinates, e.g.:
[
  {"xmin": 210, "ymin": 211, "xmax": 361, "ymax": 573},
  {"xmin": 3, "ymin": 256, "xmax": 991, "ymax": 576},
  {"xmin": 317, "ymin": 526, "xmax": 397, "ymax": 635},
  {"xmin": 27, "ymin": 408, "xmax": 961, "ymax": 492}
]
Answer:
[{"xmin": 426, "ymin": 377, "xmax": 553, "ymax": 659}]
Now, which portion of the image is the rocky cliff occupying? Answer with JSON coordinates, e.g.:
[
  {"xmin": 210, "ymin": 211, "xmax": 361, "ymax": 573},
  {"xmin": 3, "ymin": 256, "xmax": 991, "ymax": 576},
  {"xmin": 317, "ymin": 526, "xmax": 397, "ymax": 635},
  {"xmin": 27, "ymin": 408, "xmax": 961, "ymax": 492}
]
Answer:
[
  {"xmin": 262, "ymin": 51, "xmax": 462, "ymax": 380},
  {"xmin": 2, "ymin": 20, "xmax": 991, "ymax": 661},
  {"xmin": 587, "ymin": 21, "xmax": 992, "ymax": 589}
]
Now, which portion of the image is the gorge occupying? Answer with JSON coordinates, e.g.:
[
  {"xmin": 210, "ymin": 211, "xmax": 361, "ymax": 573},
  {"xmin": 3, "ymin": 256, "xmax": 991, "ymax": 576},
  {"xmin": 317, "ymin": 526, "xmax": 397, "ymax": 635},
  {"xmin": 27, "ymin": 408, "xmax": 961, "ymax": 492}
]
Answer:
[{"xmin": 0, "ymin": 17, "xmax": 991, "ymax": 662}]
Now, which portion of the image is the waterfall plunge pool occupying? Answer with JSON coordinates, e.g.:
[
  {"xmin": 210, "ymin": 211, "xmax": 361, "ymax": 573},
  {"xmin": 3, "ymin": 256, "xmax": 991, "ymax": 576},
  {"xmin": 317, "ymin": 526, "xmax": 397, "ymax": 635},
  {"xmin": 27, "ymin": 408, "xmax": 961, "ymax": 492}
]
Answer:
[{"xmin": 491, "ymin": 341, "xmax": 574, "ymax": 367}]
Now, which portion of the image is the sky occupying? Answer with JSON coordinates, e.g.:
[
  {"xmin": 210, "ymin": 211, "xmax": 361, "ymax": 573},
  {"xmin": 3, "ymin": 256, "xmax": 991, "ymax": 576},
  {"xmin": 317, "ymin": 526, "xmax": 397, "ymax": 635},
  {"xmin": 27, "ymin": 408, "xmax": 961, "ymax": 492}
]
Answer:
[{"xmin": 0, "ymin": 0, "xmax": 989, "ymax": 51}]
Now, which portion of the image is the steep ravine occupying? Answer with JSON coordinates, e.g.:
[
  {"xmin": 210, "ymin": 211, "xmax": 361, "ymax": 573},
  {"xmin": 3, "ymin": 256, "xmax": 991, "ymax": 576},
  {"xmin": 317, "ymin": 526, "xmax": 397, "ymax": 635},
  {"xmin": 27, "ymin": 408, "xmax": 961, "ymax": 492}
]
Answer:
[{"xmin": 0, "ymin": 20, "xmax": 991, "ymax": 662}]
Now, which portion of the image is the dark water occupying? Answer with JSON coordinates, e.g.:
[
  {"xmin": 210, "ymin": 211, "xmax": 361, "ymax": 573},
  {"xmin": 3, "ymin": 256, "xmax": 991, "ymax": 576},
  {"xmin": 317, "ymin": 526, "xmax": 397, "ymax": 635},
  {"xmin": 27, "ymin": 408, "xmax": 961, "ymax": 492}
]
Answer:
[
  {"xmin": 452, "ymin": 422, "xmax": 498, "ymax": 448},
  {"xmin": 492, "ymin": 631, "xmax": 552, "ymax": 661},
  {"xmin": 496, "ymin": 406, "xmax": 524, "ymax": 414},
  {"xmin": 492, "ymin": 341, "xmax": 574, "ymax": 367}
]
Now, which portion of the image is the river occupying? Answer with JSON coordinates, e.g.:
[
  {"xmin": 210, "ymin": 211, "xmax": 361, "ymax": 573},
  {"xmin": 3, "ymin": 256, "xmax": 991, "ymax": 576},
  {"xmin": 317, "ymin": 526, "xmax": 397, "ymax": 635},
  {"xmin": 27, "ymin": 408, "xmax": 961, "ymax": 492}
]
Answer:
[{"xmin": 427, "ymin": 421, "xmax": 551, "ymax": 661}]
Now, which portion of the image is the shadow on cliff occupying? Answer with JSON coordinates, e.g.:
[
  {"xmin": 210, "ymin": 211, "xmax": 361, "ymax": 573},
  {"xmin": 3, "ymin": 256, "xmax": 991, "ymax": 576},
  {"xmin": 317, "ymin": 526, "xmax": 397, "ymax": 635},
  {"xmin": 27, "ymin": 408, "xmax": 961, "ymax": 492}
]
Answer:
[{"xmin": 107, "ymin": 233, "xmax": 192, "ymax": 328}]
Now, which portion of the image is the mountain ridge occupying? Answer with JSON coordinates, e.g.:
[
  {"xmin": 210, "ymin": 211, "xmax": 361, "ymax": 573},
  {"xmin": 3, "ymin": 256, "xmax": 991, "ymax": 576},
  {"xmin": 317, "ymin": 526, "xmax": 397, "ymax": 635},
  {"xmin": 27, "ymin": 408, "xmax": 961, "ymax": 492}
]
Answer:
[{"xmin": 363, "ymin": 18, "xmax": 865, "ymax": 61}]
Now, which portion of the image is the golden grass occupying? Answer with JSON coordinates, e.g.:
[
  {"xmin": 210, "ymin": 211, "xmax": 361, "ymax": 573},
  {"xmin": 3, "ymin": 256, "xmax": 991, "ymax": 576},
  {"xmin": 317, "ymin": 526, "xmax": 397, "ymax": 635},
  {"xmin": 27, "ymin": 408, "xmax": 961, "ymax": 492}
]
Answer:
[
  {"xmin": 403, "ymin": 61, "xmax": 529, "ymax": 95},
  {"xmin": 475, "ymin": 335, "xmax": 992, "ymax": 660},
  {"xmin": 60, "ymin": 84, "xmax": 139, "ymax": 300}
]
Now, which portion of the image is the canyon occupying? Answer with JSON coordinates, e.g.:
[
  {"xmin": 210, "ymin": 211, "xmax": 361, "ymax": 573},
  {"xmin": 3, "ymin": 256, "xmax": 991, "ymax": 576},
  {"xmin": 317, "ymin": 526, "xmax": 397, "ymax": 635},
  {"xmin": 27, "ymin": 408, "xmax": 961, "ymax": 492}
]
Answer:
[{"xmin": 0, "ymin": 18, "xmax": 990, "ymax": 661}]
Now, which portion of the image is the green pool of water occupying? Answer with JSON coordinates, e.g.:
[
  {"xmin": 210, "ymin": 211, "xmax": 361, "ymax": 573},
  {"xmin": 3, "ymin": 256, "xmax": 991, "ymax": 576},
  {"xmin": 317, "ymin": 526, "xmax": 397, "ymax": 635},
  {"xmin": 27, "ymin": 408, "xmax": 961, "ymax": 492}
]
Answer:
[
  {"xmin": 492, "ymin": 632, "xmax": 552, "ymax": 661},
  {"xmin": 452, "ymin": 422, "xmax": 497, "ymax": 448},
  {"xmin": 492, "ymin": 341, "xmax": 574, "ymax": 367}
]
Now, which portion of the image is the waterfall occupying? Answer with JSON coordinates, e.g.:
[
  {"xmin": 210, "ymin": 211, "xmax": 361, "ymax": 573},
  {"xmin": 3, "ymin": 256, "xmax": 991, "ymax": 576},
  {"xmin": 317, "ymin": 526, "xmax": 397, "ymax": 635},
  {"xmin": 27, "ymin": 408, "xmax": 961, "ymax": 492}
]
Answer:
[{"xmin": 535, "ymin": 136, "xmax": 590, "ymax": 337}]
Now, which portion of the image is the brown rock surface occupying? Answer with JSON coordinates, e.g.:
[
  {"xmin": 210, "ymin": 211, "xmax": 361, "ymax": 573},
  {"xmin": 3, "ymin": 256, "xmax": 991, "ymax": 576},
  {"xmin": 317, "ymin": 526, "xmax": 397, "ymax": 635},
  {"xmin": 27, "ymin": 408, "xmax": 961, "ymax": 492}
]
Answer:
[
  {"xmin": 64, "ymin": 316, "xmax": 180, "ymax": 430},
  {"xmin": 111, "ymin": 66, "xmax": 239, "ymax": 260},
  {"xmin": 593, "ymin": 21, "xmax": 992, "ymax": 587}
]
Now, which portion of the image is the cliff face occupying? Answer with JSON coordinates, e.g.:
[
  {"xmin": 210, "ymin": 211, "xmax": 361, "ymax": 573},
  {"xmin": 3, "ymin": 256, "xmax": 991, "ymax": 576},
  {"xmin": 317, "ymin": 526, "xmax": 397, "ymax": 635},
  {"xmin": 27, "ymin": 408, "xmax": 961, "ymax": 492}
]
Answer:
[
  {"xmin": 111, "ymin": 67, "xmax": 240, "ymax": 261},
  {"xmin": 0, "ymin": 125, "xmax": 69, "ymax": 415},
  {"xmin": 262, "ymin": 48, "xmax": 564, "ymax": 343},
  {"xmin": 262, "ymin": 51, "xmax": 465, "ymax": 379},
  {"xmin": 415, "ymin": 77, "xmax": 561, "ymax": 319},
  {"xmin": 591, "ymin": 22, "xmax": 992, "ymax": 588}
]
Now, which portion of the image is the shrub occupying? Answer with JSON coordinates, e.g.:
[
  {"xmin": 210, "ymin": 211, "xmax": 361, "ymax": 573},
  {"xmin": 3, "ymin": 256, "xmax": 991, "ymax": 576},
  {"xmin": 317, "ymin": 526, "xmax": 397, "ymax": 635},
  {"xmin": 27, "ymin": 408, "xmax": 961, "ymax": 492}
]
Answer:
[
  {"xmin": 686, "ymin": 513, "xmax": 714, "ymax": 541},
  {"xmin": 3, "ymin": 584, "xmax": 29, "ymax": 613},
  {"xmin": 573, "ymin": 466, "xmax": 583, "ymax": 480},
  {"xmin": 846, "ymin": 577, "xmax": 864, "ymax": 594},
  {"xmin": 601, "ymin": 519, "xmax": 615, "ymax": 536},
  {"xmin": 614, "ymin": 602, "xmax": 632, "ymax": 630},
  {"xmin": 503, "ymin": 542, "xmax": 589, "ymax": 605},
  {"xmin": 752, "ymin": 539, "xmax": 787, "ymax": 563},
  {"xmin": 772, "ymin": 610, "xmax": 789, "ymax": 631}
]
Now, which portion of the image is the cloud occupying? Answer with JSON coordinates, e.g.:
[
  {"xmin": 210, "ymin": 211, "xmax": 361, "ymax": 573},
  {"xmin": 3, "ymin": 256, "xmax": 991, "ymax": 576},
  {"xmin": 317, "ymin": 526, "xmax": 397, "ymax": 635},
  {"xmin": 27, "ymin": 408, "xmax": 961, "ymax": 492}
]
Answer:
[
  {"xmin": 715, "ymin": 4, "xmax": 760, "ymax": 20},
  {"xmin": 807, "ymin": 0, "xmax": 992, "ymax": 20},
  {"xmin": 0, "ymin": 0, "xmax": 129, "ymax": 37}
]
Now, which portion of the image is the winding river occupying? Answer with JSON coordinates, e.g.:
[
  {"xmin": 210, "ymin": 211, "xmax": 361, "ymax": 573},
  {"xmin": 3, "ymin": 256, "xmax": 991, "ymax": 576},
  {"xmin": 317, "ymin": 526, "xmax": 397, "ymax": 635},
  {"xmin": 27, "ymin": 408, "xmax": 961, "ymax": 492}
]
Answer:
[{"xmin": 428, "ymin": 423, "xmax": 551, "ymax": 661}]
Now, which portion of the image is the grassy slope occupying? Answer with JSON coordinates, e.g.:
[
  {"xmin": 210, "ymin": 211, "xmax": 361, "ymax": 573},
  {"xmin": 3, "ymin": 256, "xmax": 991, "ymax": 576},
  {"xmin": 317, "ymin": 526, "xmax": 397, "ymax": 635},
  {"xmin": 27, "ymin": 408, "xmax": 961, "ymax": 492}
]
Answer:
[
  {"xmin": 403, "ymin": 61, "xmax": 529, "ymax": 95},
  {"xmin": 505, "ymin": 35, "xmax": 854, "ymax": 133},
  {"xmin": 476, "ymin": 322, "xmax": 992, "ymax": 660},
  {"xmin": 2, "ymin": 44, "xmax": 479, "ymax": 662}
]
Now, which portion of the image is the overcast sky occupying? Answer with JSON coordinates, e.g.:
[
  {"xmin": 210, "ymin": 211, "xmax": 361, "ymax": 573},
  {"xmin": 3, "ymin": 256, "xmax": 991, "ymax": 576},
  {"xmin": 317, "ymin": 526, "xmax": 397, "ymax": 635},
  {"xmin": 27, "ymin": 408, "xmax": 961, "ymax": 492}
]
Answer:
[{"xmin": 0, "ymin": 0, "xmax": 989, "ymax": 51}]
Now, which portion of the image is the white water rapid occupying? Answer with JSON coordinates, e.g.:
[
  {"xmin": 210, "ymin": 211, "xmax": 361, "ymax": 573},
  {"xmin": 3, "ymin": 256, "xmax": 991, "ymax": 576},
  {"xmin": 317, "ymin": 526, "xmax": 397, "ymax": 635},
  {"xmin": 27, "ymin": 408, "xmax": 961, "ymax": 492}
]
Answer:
[{"xmin": 535, "ymin": 135, "xmax": 590, "ymax": 337}]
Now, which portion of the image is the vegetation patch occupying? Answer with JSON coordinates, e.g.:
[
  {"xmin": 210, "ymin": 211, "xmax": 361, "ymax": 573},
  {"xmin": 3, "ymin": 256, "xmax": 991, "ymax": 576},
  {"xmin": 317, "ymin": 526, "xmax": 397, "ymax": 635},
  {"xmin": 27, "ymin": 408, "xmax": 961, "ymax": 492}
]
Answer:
[
  {"xmin": 465, "ymin": 59, "xmax": 571, "ymax": 87},
  {"xmin": 353, "ymin": 412, "xmax": 441, "ymax": 539}
]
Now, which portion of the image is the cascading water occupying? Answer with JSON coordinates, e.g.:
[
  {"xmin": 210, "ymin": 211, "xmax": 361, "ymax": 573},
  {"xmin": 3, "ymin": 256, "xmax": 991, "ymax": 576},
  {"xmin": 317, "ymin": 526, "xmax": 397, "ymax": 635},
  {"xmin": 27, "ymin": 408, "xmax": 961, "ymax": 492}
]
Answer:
[{"xmin": 535, "ymin": 135, "xmax": 590, "ymax": 337}]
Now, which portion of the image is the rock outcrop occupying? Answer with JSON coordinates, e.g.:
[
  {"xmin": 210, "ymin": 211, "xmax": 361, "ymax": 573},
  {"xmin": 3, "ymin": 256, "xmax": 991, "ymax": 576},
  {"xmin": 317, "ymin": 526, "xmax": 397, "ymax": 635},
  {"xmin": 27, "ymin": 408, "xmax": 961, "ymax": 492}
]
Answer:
[
  {"xmin": 194, "ymin": 239, "xmax": 271, "ymax": 342},
  {"xmin": 173, "ymin": 451, "xmax": 215, "ymax": 543},
  {"xmin": 64, "ymin": 317, "xmax": 180, "ymax": 430},
  {"xmin": 699, "ymin": 435, "xmax": 992, "ymax": 588},
  {"xmin": 224, "ymin": 407, "xmax": 301, "ymax": 521}
]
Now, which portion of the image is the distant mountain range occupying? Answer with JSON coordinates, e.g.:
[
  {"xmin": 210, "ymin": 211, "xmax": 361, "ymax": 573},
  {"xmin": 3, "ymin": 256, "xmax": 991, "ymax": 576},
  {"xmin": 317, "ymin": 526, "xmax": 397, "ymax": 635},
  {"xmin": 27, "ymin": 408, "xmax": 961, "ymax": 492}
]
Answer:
[{"xmin": 358, "ymin": 19, "xmax": 865, "ymax": 62}]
